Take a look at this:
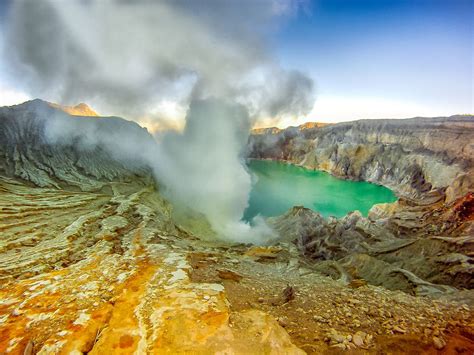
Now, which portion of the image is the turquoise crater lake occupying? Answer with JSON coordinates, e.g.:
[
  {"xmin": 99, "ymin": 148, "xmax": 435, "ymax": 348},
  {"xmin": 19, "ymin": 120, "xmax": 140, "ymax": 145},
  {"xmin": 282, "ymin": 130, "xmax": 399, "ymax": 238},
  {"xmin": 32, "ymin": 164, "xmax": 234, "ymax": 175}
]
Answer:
[{"xmin": 243, "ymin": 160, "xmax": 397, "ymax": 221}]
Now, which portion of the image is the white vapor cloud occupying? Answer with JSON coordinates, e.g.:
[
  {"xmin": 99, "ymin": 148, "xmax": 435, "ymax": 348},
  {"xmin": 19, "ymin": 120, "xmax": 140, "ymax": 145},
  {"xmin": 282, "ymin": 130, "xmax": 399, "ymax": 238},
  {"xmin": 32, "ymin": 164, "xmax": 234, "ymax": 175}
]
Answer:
[
  {"xmin": 154, "ymin": 99, "xmax": 274, "ymax": 242},
  {"xmin": 4, "ymin": 0, "xmax": 314, "ymax": 120},
  {"xmin": 3, "ymin": 0, "xmax": 315, "ymax": 243}
]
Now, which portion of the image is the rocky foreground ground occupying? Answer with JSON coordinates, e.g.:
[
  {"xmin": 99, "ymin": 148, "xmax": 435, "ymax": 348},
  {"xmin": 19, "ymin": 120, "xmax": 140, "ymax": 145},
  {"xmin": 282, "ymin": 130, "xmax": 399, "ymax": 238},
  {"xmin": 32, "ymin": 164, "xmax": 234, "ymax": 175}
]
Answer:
[
  {"xmin": 0, "ymin": 177, "xmax": 473, "ymax": 354},
  {"xmin": 0, "ymin": 100, "xmax": 473, "ymax": 354},
  {"xmin": 249, "ymin": 116, "xmax": 474, "ymax": 294}
]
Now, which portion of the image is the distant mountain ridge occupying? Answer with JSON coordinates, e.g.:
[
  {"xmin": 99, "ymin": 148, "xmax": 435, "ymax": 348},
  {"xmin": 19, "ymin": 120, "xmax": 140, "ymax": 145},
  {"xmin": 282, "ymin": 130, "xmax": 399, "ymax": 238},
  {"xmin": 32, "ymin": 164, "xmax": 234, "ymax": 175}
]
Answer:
[
  {"xmin": 1, "ymin": 99, "xmax": 473, "ymax": 301},
  {"xmin": 249, "ymin": 114, "xmax": 474, "ymax": 291},
  {"xmin": 47, "ymin": 101, "xmax": 99, "ymax": 116},
  {"xmin": 0, "ymin": 99, "xmax": 154, "ymax": 190},
  {"xmin": 249, "ymin": 114, "xmax": 474, "ymax": 199},
  {"xmin": 252, "ymin": 122, "xmax": 330, "ymax": 135}
]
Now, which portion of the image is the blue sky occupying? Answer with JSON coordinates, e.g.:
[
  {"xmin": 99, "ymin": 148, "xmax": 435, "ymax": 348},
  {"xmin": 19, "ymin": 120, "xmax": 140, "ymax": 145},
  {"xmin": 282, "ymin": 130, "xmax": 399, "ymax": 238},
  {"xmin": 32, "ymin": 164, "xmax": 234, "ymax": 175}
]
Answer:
[
  {"xmin": 0, "ymin": 0, "xmax": 472, "ymax": 124},
  {"xmin": 273, "ymin": 0, "xmax": 473, "ymax": 122},
  {"xmin": 277, "ymin": 0, "xmax": 473, "ymax": 122}
]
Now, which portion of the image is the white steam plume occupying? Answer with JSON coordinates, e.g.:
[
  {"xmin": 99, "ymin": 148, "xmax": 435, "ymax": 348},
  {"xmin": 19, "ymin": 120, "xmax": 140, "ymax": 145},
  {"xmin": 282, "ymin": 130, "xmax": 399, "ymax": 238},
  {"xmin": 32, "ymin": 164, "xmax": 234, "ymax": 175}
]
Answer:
[
  {"xmin": 155, "ymin": 98, "xmax": 273, "ymax": 242},
  {"xmin": 3, "ymin": 0, "xmax": 315, "ymax": 243}
]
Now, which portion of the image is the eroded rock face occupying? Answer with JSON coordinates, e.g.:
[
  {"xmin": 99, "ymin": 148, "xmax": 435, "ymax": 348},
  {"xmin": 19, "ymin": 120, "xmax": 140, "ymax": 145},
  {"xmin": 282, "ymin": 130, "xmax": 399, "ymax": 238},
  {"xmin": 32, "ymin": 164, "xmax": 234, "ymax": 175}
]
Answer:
[
  {"xmin": 0, "ymin": 101, "xmax": 309, "ymax": 353},
  {"xmin": 266, "ymin": 187, "xmax": 473, "ymax": 291},
  {"xmin": 1, "ymin": 177, "xmax": 472, "ymax": 354},
  {"xmin": 250, "ymin": 117, "xmax": 474, "ymax": 294},
  {"xmin": 0, "ymin": 177, "xmax": 309, "ymax": 354},
  {"xmin": 248, "ymin": 116, "xmax": 474, "ymax": 199},
  {"xmin": 1, "ymin": 102, "xmax": 473, "ymax": 353},
  {"xmin": 0, "ymin": 99, "xmax": 154, "ymax": 190}
]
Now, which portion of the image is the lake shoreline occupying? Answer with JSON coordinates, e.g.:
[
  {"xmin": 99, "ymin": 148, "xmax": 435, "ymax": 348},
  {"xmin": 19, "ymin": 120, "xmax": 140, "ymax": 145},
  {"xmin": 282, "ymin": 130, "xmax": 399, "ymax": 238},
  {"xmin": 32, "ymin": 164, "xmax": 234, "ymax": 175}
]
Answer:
[
  {"xmin": 244, "ymin": 159, "xmax": 397, "ymax": 221},
  {"xmin": 246, "ymin": 157, "xmax": 402, "ymax": 198}
]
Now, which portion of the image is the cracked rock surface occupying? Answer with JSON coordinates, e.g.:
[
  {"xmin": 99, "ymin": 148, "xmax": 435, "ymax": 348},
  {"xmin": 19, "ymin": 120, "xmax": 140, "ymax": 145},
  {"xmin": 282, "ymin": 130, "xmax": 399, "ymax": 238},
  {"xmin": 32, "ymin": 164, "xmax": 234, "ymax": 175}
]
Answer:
[{"xmin": 0, "ymin": 101, "xmax": 473, "ymax": 353}]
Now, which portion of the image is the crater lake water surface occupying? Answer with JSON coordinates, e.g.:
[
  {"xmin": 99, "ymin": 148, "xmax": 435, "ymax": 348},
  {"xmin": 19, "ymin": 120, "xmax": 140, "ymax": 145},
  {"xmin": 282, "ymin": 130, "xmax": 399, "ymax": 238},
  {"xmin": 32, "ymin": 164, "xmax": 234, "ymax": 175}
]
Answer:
[{"xmin": 243, "ymin": 160, "xmax": 397, "ymax": 221}]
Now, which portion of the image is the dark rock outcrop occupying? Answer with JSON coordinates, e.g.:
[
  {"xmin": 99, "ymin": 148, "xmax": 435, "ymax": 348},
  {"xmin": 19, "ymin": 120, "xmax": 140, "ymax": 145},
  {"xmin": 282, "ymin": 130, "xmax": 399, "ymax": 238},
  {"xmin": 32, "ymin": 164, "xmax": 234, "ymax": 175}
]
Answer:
[
  {"xmin": 1, "ymin": 101, "xmax": 472, "ymax": 353},
  {"xmin": 253, "ymin": 116, "xmax": 474, "ymax": 293},
  {"xmin": 0, "ymin": 99, "xmax": 155, "ymax": 190},
  {"xmin": 268, "ymin": 205, "xmax": 473, "ymax": 293},
  {"xmin": 249, "ymin": 115, "xmax": 474, "ymax": 198}
]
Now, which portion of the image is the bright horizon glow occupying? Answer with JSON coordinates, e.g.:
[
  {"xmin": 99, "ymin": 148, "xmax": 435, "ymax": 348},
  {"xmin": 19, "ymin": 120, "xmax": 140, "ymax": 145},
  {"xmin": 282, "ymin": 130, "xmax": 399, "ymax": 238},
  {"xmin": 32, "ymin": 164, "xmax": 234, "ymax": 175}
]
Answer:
[
  {"xmin": 0, "ymin": 87, "xmax": 30, "ymax": 107},
  {"xmin": 138, "ymin": 100, "xmax": 186, "ymax": 133},
  {"xmin": 251, "ymin": 94, "xmax": 473, "ymax": 129},
  {"xmin": 309, "ymin": 96, "xmax": 472, "ymax": 122},
  {"xmin": 1, "ymin": 0, "xmax": 472, "ymax": 130},
  {"xmin": 1, "ymin": 89, "xmax": 471, "ymax": 131}
]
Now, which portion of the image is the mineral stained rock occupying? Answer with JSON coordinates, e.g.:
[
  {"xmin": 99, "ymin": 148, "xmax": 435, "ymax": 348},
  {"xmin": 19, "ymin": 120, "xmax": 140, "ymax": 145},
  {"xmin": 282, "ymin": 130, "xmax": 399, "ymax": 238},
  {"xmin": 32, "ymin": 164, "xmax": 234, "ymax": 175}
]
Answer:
[
  {"xmin": 251, "ymin": 117, "xmax": 474, "ymax": 293},
  {"xmin": 0, "ymin": 101, "xmax": 473, "ymax": 354},
  {"xmin": 248, "ymin": 115, "xmax": 474, "ymax": 198},
  {"xmin": 0, "ymin": 99, "xmax": 154, "ymax": 189}
]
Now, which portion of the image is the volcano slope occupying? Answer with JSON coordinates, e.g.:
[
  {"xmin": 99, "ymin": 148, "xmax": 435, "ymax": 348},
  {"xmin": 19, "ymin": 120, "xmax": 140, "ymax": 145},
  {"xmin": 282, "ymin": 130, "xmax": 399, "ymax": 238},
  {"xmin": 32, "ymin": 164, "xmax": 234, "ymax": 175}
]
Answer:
[
  {"xmin": 249, "ymin": 117, "xmax": 474, "ymax": 291},
  {"xmin": 0, "ymin": 100, "xmax": 472, "ymax": 354}
]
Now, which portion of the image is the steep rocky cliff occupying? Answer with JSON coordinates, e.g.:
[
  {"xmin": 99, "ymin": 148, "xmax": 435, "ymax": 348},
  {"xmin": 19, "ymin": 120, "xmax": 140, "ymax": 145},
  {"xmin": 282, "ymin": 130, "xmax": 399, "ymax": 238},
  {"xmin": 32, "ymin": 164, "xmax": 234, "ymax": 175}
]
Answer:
[
  {"xmin": 0, "ymin": 99, "xmax": 154, "ymax": 190},
  {"xmin": 249, "ymin": 116, "xmax": 474, "ymax": 199},
  {"xmin": 249, "ymin": 117, "xmax": 474, "ymax": 291},
  {"xmin": 0, "ymin": 103, "xmax": 473, "ymax": 353}
]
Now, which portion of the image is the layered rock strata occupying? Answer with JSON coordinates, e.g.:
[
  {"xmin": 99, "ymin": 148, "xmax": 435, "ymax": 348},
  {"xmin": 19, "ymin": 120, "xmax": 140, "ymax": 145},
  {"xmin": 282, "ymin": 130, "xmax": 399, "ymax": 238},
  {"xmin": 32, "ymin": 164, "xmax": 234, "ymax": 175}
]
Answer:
[
  {"xmin": 0, "ymin": 99, "xmax": 153, "ymax": 190},
  {"xmin": 248, "ymin": 116, "xmax": 474, "ymax": 198},
  {"xmin": 0, "ymin": 177, "xmax": 472, "ymax": 354},
  {"xmin": 0, "ymin": 102, "xmax": 473, "ymax": 353},
  {"xmin": 249, "ymin": 117, "xmax": 474, "ymax": 292}
]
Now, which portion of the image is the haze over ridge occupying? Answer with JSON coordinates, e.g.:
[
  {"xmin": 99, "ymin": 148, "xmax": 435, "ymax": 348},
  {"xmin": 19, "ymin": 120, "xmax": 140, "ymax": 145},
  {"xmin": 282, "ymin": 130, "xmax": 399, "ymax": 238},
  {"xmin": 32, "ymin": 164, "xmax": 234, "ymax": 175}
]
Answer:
[{"xmin": 1, "ymin": 0, "xmax": 318, "ymax": 242}]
